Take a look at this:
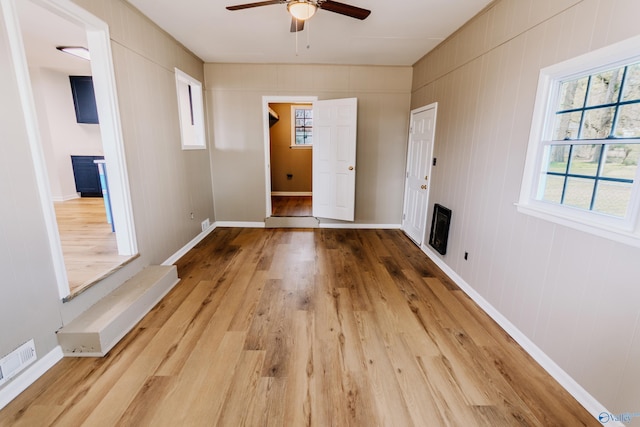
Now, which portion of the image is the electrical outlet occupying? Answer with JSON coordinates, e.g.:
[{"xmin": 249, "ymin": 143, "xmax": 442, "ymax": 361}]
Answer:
[{"xmin": 201, "ymin": 218, "xmax": 210, "ymax": 232}]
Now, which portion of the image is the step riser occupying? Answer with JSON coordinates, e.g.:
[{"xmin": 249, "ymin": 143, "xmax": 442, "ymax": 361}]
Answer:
[
  {"xmin": 57, "ymin": 265, "xmax": 179, "ymax": 357},
  {"xmin": 265, "ymin": 216, "xmax": 320, "ymax": 228}
]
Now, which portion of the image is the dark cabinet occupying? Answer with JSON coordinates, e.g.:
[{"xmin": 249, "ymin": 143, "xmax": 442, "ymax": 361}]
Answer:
[
  {"xmin": 71, "ymin": 155, "xmax": 104, "ymax": 197},
  {"xmin": 69, "ymin": 76, "xmax": 99, "ymax": 124}
]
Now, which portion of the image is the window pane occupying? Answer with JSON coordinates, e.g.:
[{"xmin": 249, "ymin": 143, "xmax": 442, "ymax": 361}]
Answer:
[
  {"xmin": 542, "ymin": 175, "xmax": 565, "ymax": 204},
  {"xmin": 614, "ymin": 104, "xmax": 640, "ymax": 138},
  {"xmin": 581, "ymin": 107, "xmax": 615, "ymax": 139},
  {"xmin": 564, "ymin": 177, "xmax": 595, "ymax": 210},
  {"xmin": 552, "ymin": 111, "xmax": 582, "ymax": 140},
  {"xmin": 601, "ymin": 144, "xmax": 640, "ymax": 179},
  {"xmin": 586, "ymin": 67, "xmax": 624, "ymax": 107},
  {"xmin": 295, "ymin": 109, "xmax": 305, "ymax": 119},
  {"xmin": 622, "ymin": 63, "xmax": 640, "ymax": 102},
  {"xmin": 558, "ymin": 77, "xmax": 588, "ymax": 110},
  {"xmin": 547, "ymin": 145, "xmax": 570, "ymax": 173},
  {"xmin": 569, "ymin": 144, "xmax": 601, "ymax": 176},
  {"xmin": 304, "ymin": 109, "xmax": 313, "ymax": 119},
  {"xmin": 593, "ymin": 181, "xmax": 632, "ymax": 217}
]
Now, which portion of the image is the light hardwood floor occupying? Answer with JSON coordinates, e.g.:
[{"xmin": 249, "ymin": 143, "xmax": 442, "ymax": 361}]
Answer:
[
  {"xmin": 272, "ymin": 196, "xmax": 312, "ymax": 217},
  {"xmin": 0, "ymin": 228, "xmax": 597, "ymax": 426},
  {"xmin": 54, "ymin": 198, "xmax": 134, "ymax": 297}
]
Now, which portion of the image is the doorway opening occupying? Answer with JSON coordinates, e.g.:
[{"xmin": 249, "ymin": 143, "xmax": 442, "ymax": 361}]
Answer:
[
  {"xmin": 5, "ymin": 0, "xmax": 138, "ymax": 299},
  {"xmin": 262, "ymin": 96, "xmax": 358, "ymax": 225},
  {"xmin": 263, "ymin": 96, "xmax": 317, "ymax": 220},
  {"xmin": 268, "ymin": 102, "xmax": 313, "ymax": 217}
]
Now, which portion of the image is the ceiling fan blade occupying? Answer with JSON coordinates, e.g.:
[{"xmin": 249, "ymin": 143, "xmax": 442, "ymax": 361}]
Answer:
[
  {"xmin": 226, "ymin": 0, "xmax": 282, "ymax": 11},
  {"xmin": 290, "ymin": 17, "xmax": 305, "ymax": 32},
  {"xmin": 319, "ymin": 0, "xmax": 371, "ymax": 20}
]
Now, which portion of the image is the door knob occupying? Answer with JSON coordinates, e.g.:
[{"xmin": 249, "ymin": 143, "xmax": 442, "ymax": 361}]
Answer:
[
  {"xmin": 421, "ymin": 185, "xmax": 427, "ymax": 189},
  {"xmin": 349, "ymin": 166, "xmax": 354, "ymax": 171}
]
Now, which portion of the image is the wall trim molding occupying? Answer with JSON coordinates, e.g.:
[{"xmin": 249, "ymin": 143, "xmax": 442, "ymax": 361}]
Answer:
[
  {"xmin": 51, "ymin": 194, "xmax": 80, "ymax": 203},
  {"xmin": 162, "ymin": 224, "xmax": 217, "ymax": 266},
  {"xmin": 0, "ymin": 345, "xmax": 63, "ymax": 411},
  {"xmin": 418, "ymin": 243, "xmax": 622, "ymax": 427},
  {"xmin": 319, "ymin": 222, "xmax": 402, "ymax": 229},
  {"xmin": 271, "ymin": 191, "xmax": 312, "ymax": 196},
  {"xmin": 215, "ymin": 221, "xmax": 266, "ymax": 229}
]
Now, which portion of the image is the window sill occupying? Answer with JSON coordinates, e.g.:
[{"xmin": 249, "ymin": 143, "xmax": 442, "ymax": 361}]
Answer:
[{"xmin": 515, "ymin": 202, "xmax": 640, "ymax": 249}]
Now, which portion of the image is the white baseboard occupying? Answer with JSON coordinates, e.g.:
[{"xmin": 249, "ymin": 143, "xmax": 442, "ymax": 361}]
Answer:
[
  {"xmin": 271, "ymin": 191, "xmax": 312, "ymax": 196},
  {"xmin": 419, "ymin": 243, "xmax": 622, "ymax": 427},
  {"xmin": 319, "ymin": 223, "xmax": 402, "ymax": 229},
  {"xmin": 162, "ymin": 223, "xmax": 217, "ymax": 266},
  {"xmin": 214, "ymin": 221, "xmax": 266, "ymax": 228},
  {"xmin": 0, "ymin": 345, "xmax": 63, "ymax": 411},
  {"xmin": 51, "ymin": 194, "xmax": 80, "ymax": 202}
]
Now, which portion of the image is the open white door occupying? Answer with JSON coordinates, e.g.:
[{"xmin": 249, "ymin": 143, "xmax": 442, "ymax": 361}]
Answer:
[
  {"xmin": 402, "ymin": 104, "xmax": 437, "ymax": 245},
  {"xmin": 312, "ymin": 98, "xmax": 358, "ymax": 221}
]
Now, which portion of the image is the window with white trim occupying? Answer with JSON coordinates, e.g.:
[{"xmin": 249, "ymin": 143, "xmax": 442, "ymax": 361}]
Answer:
[
  {"xmin": 175, "ymin": 68, "xmax": 206, "ymax": 150},
  {"xmin": 291, "ymin": 105, "xmax": 313, "ymax": 148},
  {"xmin": 519, "ymin": 35, "xmax": 640, "ymax": 246}
]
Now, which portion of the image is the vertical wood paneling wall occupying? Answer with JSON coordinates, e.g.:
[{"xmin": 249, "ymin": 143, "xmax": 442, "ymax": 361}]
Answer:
[
  {"xmin": 204, "ymin": 64, "xmax": 413, "ymax": 225},
  {"xmin": 0, "ymin": 0, "xmax": 214, "ymax": 379},
  {"xmin": 411, "ymin": 0, "xmax": 640, "ymax": 412}
]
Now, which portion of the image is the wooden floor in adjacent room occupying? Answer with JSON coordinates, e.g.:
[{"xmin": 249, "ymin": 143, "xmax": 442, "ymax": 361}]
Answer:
[
  {"xmin": 272, "ymin": 195, "xmax": 312, "ymax": 217},
  {"xmin": 0, "ymin": 228, "xmax": 597, "ymax": 426},
  {"xmin": 54, "ymin": 198, "xmax": 133, "ymax": 297}
]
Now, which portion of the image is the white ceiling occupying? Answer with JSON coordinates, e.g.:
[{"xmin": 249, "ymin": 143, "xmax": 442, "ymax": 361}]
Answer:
[
  {"xmin": 126, "ymin": 0, "xmax": 493, "ymax": 66},
  {"xmin": 17, "ymin": 0, "xmax": 91, "ymax": 75}
]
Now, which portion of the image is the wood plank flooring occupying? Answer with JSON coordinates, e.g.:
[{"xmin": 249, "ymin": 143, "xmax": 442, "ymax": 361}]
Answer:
[
  {"xmin": 272, "ymin": 196, "xmax": 312, "ymax": 217},
  {"xmin": 0, "ymin": 228, "xmax": 598, "ymax": 426},
  {"xmin": 54, "ymin": 198, "xmax": 134, "ymax": 297}
]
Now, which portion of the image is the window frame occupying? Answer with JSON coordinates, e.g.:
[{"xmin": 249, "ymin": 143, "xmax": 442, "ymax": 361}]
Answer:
[
  {"xmin": 175, "ymin": 68, "xmax": 206, "ymax": 150},
  {"xmin": 518, "ymin": 34, "xmax": 640, "ymax": 247},
  {"xmin": 290, "ymin": 104, "xmax": 313, "ymax": 149}
]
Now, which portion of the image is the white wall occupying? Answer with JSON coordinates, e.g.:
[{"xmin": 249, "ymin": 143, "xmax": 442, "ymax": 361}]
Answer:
[
  {"xmin": 412, "ymin": 0, "xmax": 640, "ymax": 415},
  {"xmin": 31, "ymin": 67, "xmax": 103, "ymax": 201}
]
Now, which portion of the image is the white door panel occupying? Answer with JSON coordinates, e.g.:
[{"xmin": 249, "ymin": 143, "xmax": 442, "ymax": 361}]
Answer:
[
  {"xmin": 402, "ymin": 105, "xmax": 437, "ymax": 245},
  {"xmin": 313, "ymin": 98, "xmax": 358, "ymax": 221}
]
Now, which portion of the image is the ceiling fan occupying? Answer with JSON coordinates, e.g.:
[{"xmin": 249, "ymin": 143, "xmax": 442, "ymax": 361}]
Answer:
[{"xmin": 226, "ymin": 0, "xmax": 371, "ymax": 32}]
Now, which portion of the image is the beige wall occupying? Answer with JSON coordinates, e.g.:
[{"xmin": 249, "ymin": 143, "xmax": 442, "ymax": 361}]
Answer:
[
  {"xmin": 412, "ymin": 0, "xmax": 640, "ymax": 413},
  {"xmin": 0, "ymin": 0, "xmax": 214, "ymax": 377},
  {"xmin": 205, "ymin": 64, "xmax": 412, "ymax": 224},
  {"xmin": 269, "ymin": 103, "xmax": 312, "ymax": 193}
]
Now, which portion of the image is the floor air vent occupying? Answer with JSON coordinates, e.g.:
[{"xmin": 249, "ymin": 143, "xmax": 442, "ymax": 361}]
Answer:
[{"xmin": 0, "ymin": 339, "xmax": 37, "ymax": 387}]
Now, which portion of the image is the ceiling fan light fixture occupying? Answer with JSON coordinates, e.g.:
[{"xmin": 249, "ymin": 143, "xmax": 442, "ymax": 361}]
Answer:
[{"xmin": 287, "ymin": 1, "xmax": 317, "ymax": 21}]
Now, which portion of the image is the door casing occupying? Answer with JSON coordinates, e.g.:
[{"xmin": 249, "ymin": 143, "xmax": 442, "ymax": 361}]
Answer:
[{"xmin": 2, "ymin": 0, "xmax": 138, "ymax": 298}]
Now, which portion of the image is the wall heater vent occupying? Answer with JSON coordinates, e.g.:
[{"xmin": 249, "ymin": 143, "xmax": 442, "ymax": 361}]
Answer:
[{"xmin": 0, "ymin": 339, "xmax": 37, "ymax": 387}]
